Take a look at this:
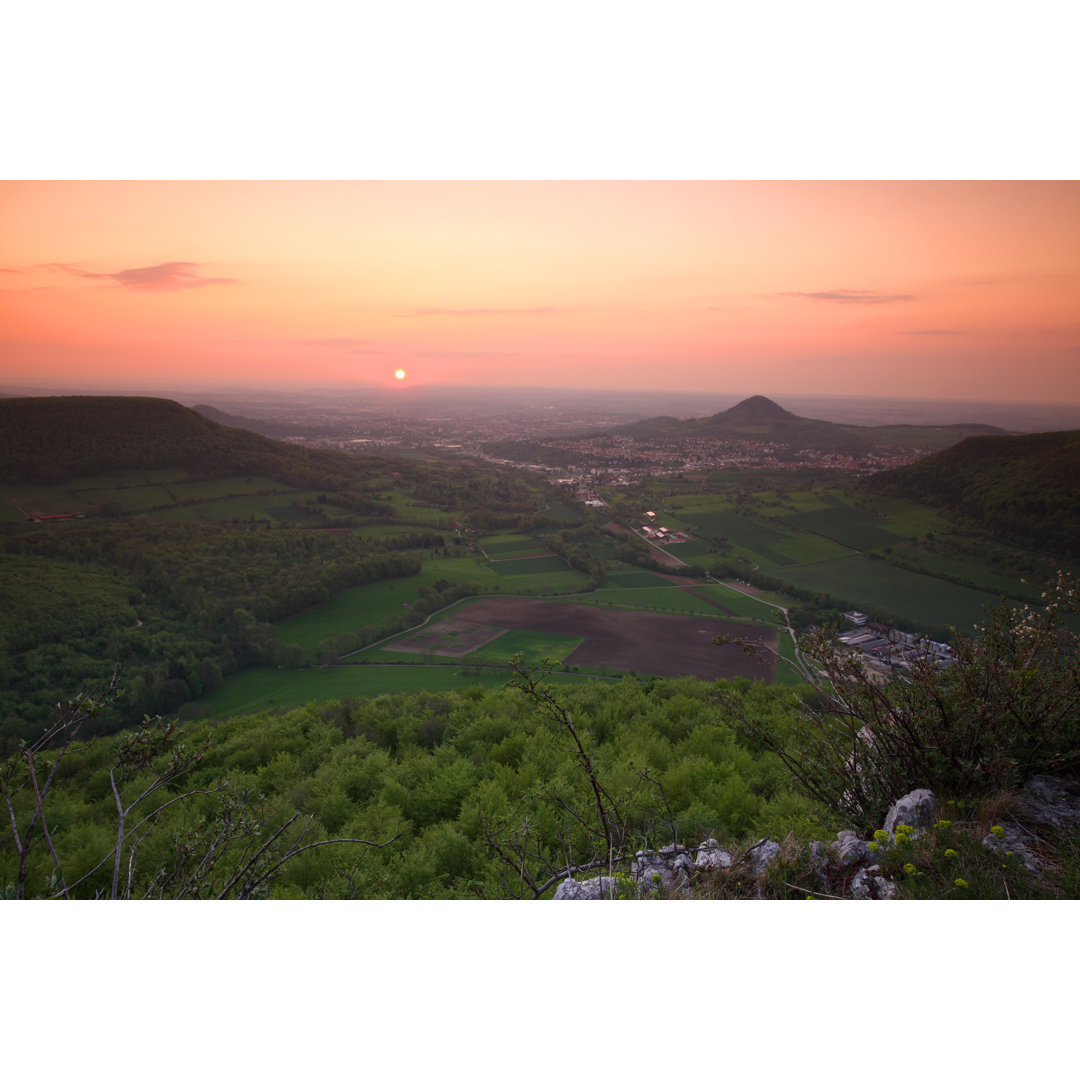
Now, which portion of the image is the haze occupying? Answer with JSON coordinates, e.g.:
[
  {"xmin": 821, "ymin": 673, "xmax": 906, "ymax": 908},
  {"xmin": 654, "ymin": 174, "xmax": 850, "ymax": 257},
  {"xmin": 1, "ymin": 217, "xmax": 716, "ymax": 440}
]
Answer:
[{"xmin": 2, "ymin": 180, "xmax": 1078, "ymax": 404}]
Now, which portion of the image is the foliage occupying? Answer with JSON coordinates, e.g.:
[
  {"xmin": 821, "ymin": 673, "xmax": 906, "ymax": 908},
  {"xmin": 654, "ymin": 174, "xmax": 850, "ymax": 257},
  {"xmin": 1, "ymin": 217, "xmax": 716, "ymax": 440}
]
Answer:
[
  {"xmin": 730, "ymin": 573, "xmax": 1080, "ymax": 831},
  {"xmin": 1, "ymin": 674, "xmax": 827, "ymax": 898},
  {"xmin": 0, "ymin": 676, "xmax": 399, "ymax": 899}
]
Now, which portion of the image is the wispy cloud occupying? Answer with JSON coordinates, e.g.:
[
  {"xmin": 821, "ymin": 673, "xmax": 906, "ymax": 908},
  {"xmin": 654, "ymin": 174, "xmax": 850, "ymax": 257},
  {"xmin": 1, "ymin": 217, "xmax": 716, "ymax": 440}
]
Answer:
[
  {"xmin": 898, "ymin": 329, "xmax": 962, "ymax": 335},
  {"xmin": 0, "ymin": 268, "xmax": 20, "ymax": 274},
  {"xmin": 43, "ymin": 261, "xmax": 235, "ymax": 291},
  {"xmin": 777, "ymin": 289, "xmax": 915, "ymax": 304},
  {"xmin": 396, "ymin": 305, "xmax": 566, "ymax": 318}
]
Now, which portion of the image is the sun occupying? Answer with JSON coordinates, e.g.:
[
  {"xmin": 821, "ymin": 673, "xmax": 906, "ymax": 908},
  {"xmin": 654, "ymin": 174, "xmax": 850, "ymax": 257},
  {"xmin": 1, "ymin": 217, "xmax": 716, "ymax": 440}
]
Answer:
[{"xmin": 394, "ymin": 368, "xmax": 406, "ymax": 381}]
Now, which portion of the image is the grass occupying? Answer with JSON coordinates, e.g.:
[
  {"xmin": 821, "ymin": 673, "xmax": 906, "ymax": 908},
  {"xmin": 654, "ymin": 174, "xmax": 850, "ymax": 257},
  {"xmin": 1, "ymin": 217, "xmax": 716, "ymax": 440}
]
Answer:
[
  {"xmin": 185, "ymin": 661, "xmax": 584, "ymax": 718},
  {"xmin": 481, "ymin": 534, "xmax": 549, "ymax": 558},
  {"xmin": 490, "ymin": 554, "xmax": 575, "ymax": 578},
  {"xmin": 779, "ymin": 506, "xmax": 899, "ymax": 552},
  {"xmin": 773, "ymin": 554, "xmax": 1005, "ymax": 629},
  {"xmin": 465, "ymin": 628, "xmax": 585, "ymax": 667}
]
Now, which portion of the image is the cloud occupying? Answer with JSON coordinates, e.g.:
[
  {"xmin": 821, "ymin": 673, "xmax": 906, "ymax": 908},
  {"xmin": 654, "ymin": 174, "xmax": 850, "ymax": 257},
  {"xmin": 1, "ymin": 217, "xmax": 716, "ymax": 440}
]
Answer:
[
  {"xmin": 898, "ymin": 329, "xmax": 963, "ymax": 335},
  {"xmin": 777, "ymin": 289, "xmax": 915, "ymax": 304},
  {"xmin": 43, "ymin": 261, "xmax": 234, "ymax": 290},
  {"xmin": 0, "ymin": 268, "xmax": 20, "ymax": 274},
  {"xmin": 396, "ymin": 305, "xmax": 566, "ymax": 317}
]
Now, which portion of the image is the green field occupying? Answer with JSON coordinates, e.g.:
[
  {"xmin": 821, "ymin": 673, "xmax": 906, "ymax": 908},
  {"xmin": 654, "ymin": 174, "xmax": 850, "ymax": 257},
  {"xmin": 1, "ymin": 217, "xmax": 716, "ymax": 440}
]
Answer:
[
  {"xmin": 367, "ymin": 626, "xmax": 586, "ymax": 669},
  {"xmin": 670, "ymin": 506, "xmax": 803, "ymax": 567},
  {"xmin": 275, "ymin": 561, "xmax": 480, "ymax": 653},
  {"xmin": 780, "ymin": 505, "xmax": 902, "ymax": 552},
  {"xmin": 481, "ymin": 534, "xmax": 549, "ymax": 558},
  {"xmin": 702, "ymin": 582, "xmax": 787, "ymax": 621},
  {"xmin": 773, "ymin": 555, "xmax": 1004, "ymax": 630},
  {"xmin": 766, "ymin": 532, "xmax": 852, "ymax": 564},
  {"xmin": 188, "ymin": 662, "xmax": 585, "ymax": 718},
  {"xmin": 469, "ymin": 628, "xmax": 585, "ymax": 666},
  {"xmin": 491, "ymin": 554, "xmax": 571, "ymax": 577},
  {"xmin": 888, "ymin": 547, "xmax": 1040, "ymax": 600}
]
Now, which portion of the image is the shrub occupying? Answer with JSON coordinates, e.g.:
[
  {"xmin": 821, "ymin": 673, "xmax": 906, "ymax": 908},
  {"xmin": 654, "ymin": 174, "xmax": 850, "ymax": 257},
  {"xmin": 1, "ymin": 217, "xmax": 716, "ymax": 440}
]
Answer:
[{"xmin": 732, "ymin": 572, "xmax": 1080, "ymax": 832}]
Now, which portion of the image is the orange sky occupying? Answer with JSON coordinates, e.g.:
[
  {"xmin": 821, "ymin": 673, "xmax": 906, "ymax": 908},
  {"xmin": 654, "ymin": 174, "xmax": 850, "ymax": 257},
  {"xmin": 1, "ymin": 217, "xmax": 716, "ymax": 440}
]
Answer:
[{"xmin": 1, "ymin": 180, "xmax": 1078, "ymax": 402}]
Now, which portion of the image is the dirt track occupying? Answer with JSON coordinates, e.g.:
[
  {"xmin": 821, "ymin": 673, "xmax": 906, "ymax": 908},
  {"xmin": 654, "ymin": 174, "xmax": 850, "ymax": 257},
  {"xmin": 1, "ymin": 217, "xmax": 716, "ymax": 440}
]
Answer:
[{"xmin": 451, "ymin": 598, "xmax": 776, "ymax": 682}]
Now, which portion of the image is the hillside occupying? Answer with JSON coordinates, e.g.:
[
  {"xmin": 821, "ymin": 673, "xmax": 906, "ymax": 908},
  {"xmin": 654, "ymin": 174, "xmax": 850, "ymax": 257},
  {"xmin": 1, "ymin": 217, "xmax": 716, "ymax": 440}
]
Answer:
[
  {"xmin": 0, "ymin": 395, "xmax": 369, "ymax": 487},
  {"xmin": 191, "ymin": 403, "xmax": 322, "ymax": 440},
  {"xmin": 867, "ymin": 429, "xmax": 1080, "ymax": 557}
]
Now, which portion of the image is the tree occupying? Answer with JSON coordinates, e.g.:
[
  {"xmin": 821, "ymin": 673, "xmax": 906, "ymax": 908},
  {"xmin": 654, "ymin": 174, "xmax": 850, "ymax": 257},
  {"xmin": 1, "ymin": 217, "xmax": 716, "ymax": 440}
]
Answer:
[
  {"xmin": 476, "ymin": 658, "xmax": 675, "ymax": 898},
  {"xmin": 1, "ymin": 673, "xmax": 400, "ymax": 899}
]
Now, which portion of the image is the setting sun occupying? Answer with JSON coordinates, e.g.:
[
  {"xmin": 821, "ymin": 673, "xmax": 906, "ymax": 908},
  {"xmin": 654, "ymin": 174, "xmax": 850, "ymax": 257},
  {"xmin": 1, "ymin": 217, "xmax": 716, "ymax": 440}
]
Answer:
[{"xmin": 394, "ymin": 369, "xmax": 406, "ymax": 381}]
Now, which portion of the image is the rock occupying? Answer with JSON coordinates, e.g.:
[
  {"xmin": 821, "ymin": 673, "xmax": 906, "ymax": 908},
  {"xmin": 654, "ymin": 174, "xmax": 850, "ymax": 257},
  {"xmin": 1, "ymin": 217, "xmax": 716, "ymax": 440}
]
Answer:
[
  {"xmin": 982, "ymin": 824, "xmax": 1044, "ymax": 875},
  {"xmin": 1020, "ymin": 775, "xmax": 1080, "ymax": 830},
  {"xmin": 830, "ymin": 829, "xmax": 871, "ymax": 867},
  {"xmin": 694, "ymin": 838, "xmax": 733, "ymax": 871},
  {"xmin": 745, "ymin": 839, "xmax": 780, "ymax": 877},
  {"xmin": 553, "ymin": 876, "xmax": 617, "ymax": 900},
  {"xmin": 851, "ymin": 865, "xmax": 899, "ymax": 900},
  {"xmin": 883, "ymin": 789, "xmax": 939, "ymax": 837},
  {"xmin": 633, "ymin": 844, "xmax": 694, "ymax": 894}
]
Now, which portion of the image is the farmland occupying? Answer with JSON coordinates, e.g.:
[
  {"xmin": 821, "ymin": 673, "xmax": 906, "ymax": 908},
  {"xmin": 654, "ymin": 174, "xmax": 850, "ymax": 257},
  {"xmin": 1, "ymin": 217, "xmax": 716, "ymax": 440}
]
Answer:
[
  {"xmin": 648, "ymin": 483, "xmax": 1028, "ymax": 632},
  {"xmin": 367, "ymin": 597, "xmax": 778, "ymax": 682}
]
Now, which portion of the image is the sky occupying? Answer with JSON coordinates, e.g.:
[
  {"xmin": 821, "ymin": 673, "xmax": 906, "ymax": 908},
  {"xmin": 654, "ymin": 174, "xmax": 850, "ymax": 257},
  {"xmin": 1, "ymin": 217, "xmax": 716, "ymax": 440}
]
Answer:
[{"xmin": 2, "ymin": 180, "xmax": 1078, "ymax": 403}]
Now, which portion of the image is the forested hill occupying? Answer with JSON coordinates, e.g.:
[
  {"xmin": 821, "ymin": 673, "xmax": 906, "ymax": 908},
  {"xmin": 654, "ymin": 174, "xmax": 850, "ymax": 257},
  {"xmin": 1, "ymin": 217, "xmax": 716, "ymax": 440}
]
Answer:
[
  {"xmin": 868, "ymin": 429, "xmax": 1080, "ymax": 557},
  {"xmin": 0, "ymin": 396, "xmax": 367, "ymax": 486},
  {"xmin": 609, "ymin": 395, "xmax": 1006, "ymax": 453},
  {"xmin": 613, "ymin": 395, "xmax": 861, "ymax": 450}
]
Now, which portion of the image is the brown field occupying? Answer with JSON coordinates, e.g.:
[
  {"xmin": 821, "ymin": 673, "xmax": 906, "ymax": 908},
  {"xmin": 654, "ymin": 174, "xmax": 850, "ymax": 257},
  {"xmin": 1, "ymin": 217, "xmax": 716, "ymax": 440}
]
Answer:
[
  {"xmin": 444, "ymin": 598, "xmax": 777, "ymax": 682},
  {"xmin": 384, "ymin": 618, "xmax": 507, "ymax": 657}
]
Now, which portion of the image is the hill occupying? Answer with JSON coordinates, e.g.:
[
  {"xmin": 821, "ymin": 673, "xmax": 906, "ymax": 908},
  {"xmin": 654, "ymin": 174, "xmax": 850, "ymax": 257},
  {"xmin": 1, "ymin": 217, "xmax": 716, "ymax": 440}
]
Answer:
[
  {"xmin": 868, "ymin": 428, "xmax": 1080, "ymax": 557},
  {"xmin": 0, "ymin": 395, "xmax": 367, "ymax": 487},
  {"xmin": 610, "ymin": 395, "xmax": 1005, "ymax": 454}
]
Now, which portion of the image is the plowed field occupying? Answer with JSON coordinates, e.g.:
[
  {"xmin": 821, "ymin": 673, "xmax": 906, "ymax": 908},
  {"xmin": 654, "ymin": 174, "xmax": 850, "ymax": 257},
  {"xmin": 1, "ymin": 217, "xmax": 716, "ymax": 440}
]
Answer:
[{"xmin": 445, "ymin": 598, "xmax": 777, "ymax": 681}]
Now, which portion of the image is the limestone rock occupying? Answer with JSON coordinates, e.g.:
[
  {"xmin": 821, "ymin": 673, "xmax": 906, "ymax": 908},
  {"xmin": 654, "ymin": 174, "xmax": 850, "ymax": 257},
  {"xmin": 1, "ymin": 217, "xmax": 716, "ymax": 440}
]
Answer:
[
  {"xmin": 553, "ymin": 876, "xmax": 617, "ymax": 900},
  {"xmin": 694, "ymin": 838, "xmax": 733, "ymax": 871},
  {"xmin": 851, "ymin": 865, "xmax": 899, "ymax": 900},
  {"xmin": 883, "ymin": 789, "xmax": 939, "ymax": 837},
  {"xmin": 745, "ymin": 839, "xmax": 780, "ymax": 877},
  {"xmin": 982, "ymin": 824, "xmax": 1044, "ymax": 875},
  {"xmin": 1020, "ymin": 775, "xmax": 1080, "ymax": 830},
  {"xmin": 830, "ymin": 829, "xmax": 871, "ymax": 867},
  {"xmin": 633, "ymin": 843, "xmax": 694, "ymax": 894}
]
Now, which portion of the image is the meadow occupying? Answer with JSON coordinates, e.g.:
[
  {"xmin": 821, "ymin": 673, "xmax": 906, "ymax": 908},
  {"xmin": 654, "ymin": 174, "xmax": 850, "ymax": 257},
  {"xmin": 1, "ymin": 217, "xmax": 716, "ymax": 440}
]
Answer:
[
  {"xmin": 188, "ymin": 661, "xmax": 586, "ymax": 718},
  {"xmin": 773, "ymin": 554, "xmax": 1003, "ymax": 629}
]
